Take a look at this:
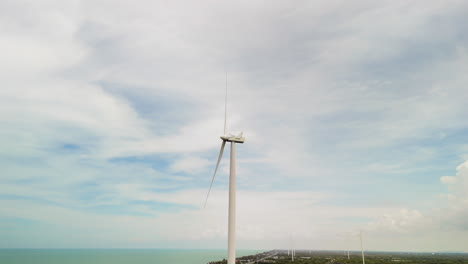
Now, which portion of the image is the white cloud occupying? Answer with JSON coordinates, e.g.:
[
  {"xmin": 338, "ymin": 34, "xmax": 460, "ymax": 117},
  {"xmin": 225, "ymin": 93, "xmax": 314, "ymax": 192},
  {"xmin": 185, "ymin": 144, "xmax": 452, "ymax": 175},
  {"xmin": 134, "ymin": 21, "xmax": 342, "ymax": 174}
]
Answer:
[
  {"xmin": 367, "ymin": 209, "xmax": 431, "ymax": 233},
  {"xmin": 440, "ymin": 176, "xmax": 457, "ymax": 184},
  {"xmin": 441, "ymin": 161, "xmax": 468, "ymax": 214},
  {"xmin": 0, "ymin": 188, "xmax": 398, "ymax": 249},
  {"xmin": 355, "ymin": 160, "xmax": 468, "ymax": 251},
  {"xmin": 169, "ymin": 156, "xmax": 212, "ymax": 174},
  {"xmin": 1, "ymin": 0, "xmax": 468, "ymax": 251}
]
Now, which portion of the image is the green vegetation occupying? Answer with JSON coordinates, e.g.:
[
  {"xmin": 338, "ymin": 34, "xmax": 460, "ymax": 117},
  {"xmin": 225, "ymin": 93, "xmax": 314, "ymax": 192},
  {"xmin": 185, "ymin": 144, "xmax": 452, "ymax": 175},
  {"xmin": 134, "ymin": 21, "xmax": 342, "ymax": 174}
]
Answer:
[{"xmin": 209, "ymin": 250, "xmax": 468, "ymax": 264}]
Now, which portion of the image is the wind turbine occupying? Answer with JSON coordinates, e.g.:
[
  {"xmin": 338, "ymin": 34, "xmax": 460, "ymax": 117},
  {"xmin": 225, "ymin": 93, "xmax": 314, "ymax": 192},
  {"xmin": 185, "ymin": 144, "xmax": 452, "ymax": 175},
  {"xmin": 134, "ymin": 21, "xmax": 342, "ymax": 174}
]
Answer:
[
  {"xmin": 345, "ymin": 234, "xmax": 349, "ymax": 260},
  {"xmin": 290, "ymin": 236, "xmax": 295, "ymax": 261},
  {"xmin": 360, "ymin": 231, "xmax": 366, "ymax": 264},
  {"xmin": 204, "ymin": 73, "xmax": 245, "ymax": 264}
]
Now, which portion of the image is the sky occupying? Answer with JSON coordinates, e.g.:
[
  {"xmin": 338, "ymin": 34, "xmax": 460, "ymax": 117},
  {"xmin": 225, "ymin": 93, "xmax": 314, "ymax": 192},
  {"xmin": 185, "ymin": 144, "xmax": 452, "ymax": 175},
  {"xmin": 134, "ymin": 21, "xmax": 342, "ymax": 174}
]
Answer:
[{"xmin": 1, "ymin": 0, "xmax": 468, "ymax": 252}]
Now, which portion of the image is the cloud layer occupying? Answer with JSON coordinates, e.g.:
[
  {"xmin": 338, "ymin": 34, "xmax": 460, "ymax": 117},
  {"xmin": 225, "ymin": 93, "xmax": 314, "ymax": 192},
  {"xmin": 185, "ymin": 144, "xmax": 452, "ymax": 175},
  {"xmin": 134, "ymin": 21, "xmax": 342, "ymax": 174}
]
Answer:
[{"xmin": 1, "ymin": 0, "xmax": 468, "ymax": 251}]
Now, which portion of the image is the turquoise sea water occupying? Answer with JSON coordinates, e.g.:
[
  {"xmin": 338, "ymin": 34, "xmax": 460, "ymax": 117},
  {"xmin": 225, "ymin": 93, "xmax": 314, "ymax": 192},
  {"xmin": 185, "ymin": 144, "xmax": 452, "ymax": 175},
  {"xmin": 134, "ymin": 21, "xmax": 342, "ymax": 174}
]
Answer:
[{"xmin": 0, "ymin": 249, "xmax": 260, "ymax": 264}]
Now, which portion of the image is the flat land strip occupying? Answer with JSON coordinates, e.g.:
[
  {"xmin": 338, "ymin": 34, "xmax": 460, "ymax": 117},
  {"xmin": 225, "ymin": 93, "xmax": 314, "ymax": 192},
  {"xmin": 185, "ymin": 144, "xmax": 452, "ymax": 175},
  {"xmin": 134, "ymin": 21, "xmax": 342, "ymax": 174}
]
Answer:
[{"xmin": 209, "ymin": 250, "xmax": 468, "ymax": 264}]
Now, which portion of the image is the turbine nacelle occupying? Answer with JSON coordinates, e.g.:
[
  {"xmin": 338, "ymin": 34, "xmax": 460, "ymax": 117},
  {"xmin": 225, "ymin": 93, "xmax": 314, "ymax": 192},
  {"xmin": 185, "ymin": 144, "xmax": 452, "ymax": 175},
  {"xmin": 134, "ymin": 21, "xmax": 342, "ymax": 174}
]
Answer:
[{"xmin": 221, "ymin": 132, "xmax": 245, "ymax": 143}]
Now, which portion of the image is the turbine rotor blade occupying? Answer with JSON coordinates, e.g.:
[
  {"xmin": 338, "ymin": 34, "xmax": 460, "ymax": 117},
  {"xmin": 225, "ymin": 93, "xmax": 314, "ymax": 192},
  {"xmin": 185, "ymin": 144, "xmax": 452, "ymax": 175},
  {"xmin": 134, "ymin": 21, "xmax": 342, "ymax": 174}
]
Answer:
[
  {"xmin": 224, "ymin": 72, "xmax": 228, "ymax": 135},
  {"xmin": 204, "ymin": 140, "xmax": 226, "ymax": 208}
]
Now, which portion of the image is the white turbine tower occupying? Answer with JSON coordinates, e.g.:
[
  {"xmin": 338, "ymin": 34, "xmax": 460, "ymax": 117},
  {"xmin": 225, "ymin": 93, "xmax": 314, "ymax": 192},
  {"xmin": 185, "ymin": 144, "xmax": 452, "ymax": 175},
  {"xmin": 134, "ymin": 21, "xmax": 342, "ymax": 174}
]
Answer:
[
  {"xmin": 290, "ymin": 236, "xmax": 295, "ymax": 261},
  {"xmin": 204, "ymin": 73, "xmax": 245, "ymax": 264},
  {"xmin": 345, "ymin": 234, "xmax": 350, "ymax": 260},
  {"xmin": 360, "ymin": 231, "xmax": 366, "ymax": 264}
]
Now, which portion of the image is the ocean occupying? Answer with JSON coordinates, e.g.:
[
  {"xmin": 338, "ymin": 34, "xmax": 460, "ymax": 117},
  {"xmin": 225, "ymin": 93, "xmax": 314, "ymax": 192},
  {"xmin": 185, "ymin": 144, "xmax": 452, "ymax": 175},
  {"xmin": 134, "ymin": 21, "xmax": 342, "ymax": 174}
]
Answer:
[{"xmin": 0, "ymin": 249, "xmax": 260, "ymax": 264}]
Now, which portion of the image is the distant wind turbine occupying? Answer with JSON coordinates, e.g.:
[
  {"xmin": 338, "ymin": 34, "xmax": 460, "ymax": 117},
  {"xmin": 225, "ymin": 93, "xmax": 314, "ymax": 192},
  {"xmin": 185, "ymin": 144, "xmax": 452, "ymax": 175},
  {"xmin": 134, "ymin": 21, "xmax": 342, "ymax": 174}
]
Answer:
[
  {"xmin": 204, "ymin": 73, "xmax": 245, "ymax": 264},
  {"xmin": 360, "ymin": 231, "xmax": 366, "ymax": 264},
  {"xmin": 291, "ymin": 236, "xmax": 295, "ymax": 261},
  {"xmin": 345, "ymin": 234, "xmax": 350, "ymax": 260}
]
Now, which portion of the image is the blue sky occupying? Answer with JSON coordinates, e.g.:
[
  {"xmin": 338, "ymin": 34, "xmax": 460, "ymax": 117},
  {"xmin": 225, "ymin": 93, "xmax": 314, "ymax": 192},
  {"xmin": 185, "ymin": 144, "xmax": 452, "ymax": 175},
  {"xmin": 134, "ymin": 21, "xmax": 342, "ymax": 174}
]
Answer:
[{"xmin": 1, "ymin": 0, "xmax": 468, "ymax": 251}]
